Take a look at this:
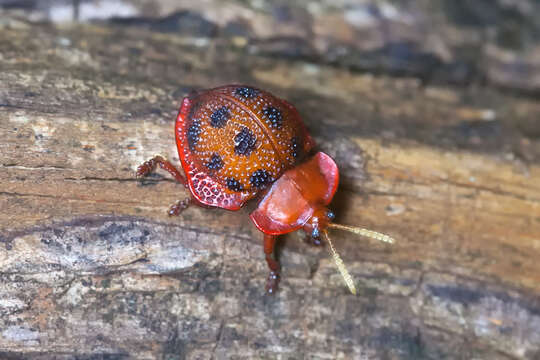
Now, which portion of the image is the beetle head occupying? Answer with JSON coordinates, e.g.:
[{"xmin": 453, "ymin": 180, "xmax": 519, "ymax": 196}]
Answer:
[{"xmin": 249, "ymin": 152, "xmax": 339, "ymax": 236}]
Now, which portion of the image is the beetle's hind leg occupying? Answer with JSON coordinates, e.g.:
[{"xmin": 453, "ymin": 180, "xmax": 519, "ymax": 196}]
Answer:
[
  {"xmin": 136, "ymin": 155, "xmax": 194, "ymax": 216},
  {"xmin": 168, "ymin": 198, "xmax": 191, "ymax": 216},
  {"xmin": 136, "ymin": 155, "xmax": 187, "ymax": 187},
  {"xmin": 263, "ymin": 234, "xmax": 280, "ymax": 294}
]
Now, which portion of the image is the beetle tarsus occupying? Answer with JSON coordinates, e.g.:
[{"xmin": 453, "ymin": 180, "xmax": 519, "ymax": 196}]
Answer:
[
  {"xmin": 136, "ymin": 155, "xmax": 187, "ymax": 186},
  {"xmin": 265, "ymin": 271, "xmax": 280, "ymax": 294},
  {"xmin": 305, "ymin": 235, "xmax": 322, "ymax": 246},
  {"xmin": 168, "ymin": 198, "xmax": 191, "ymax": 216},
  {"xmin": 136, "ymin": 160, "xmax": 154, "ymax": 178}
]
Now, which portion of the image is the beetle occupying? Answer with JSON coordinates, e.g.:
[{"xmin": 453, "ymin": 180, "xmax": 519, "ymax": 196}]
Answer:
[{"xmin": 137, "ymin": 85, "xmax": 394, "ymax": 294}]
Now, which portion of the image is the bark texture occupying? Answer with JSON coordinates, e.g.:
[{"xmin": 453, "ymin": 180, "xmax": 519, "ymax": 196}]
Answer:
[{"xmin": 1, "ymin": 3, "xmax": 540, "ymax": 359}]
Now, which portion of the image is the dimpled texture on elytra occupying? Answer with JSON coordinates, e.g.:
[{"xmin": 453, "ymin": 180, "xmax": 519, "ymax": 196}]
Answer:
[{"xmin": 178, "ymin": 85, "xmax": 313, "ymax": 208}]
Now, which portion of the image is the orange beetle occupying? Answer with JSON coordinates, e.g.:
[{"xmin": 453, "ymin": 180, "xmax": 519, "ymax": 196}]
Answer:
[{"xmin": 137, "ymin": 85, "xmax": 394, "ymax": 294}]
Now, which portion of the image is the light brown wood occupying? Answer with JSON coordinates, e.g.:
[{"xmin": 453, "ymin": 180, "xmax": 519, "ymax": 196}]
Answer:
[{"xmin": 1, "ymin": 20, "xmax": 540, "ymax": 360}]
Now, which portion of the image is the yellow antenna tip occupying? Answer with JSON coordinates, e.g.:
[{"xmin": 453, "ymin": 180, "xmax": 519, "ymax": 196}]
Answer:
[{"xmin": 322, "ymin": 230, "xmax": 357, "ymax": 295}]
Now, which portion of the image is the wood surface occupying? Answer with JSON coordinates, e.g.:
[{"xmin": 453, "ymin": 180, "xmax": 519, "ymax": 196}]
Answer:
[{"xmin": 1, "ymin": 17, "xmax": 540, "ymax": 360}]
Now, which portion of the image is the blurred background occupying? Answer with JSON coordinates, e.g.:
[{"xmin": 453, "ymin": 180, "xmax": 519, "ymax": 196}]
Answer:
[{"xmin": 2, "ymin": 0, "xmax": 540, "ymax": 93}]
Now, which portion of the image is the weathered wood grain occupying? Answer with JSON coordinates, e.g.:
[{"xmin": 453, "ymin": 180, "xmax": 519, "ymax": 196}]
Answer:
[{"xmin": 1, "ymin": 20, "xmax": 540, "ymax": 359}]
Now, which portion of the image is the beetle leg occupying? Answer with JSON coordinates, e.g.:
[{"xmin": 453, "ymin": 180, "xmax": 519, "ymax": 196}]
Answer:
[
  {"xmin": 263, "ymin": 234, "xmax": 280, "ymax": 294},
  {"xmin": 304, "ymin": 233, "xmax": 322, "ymax": 246},
  {"xmin": 303, "ymin": 224, "xmax": 322, "ymax": 246},
  {"xmin": 136, "ymin": 155, "xmax": 187, "ymax": 187},
  {"xmin": 168, "ymin": 197, "xmax": 192, "ymax": 216}
]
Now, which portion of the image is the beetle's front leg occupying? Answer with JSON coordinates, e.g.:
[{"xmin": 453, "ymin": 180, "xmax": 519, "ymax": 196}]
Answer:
[
  {"xmin": 136, "ymin": 155, "xmax": 187, "ymax": 187},
  {"xmin": 303, "ymin": 224, "xmax": 323, "ymax": 246},
  {"xmin": 304, "ymin": 231, "xmax": 322, "ymax": 246},
  {"xmin": 263, "ymin": 234, "xmax": 280, "ymax": 294}
]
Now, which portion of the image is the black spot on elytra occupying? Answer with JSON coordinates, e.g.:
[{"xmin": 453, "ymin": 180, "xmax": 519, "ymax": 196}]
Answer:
[
  {"xmin": 205, "ymin": 153, "xmax": 224, "ymax": 170},
  {"xmin": 234, "ymin": 127, "xmax": 256, "ymax": 156},
  {"xmin": 187, "ymin": 120, "xmax": 201, "ymax": 150},
  {"xmin": 210, "ymin": 106, "xmax": 229, "ymax": 128},
  {"xmin": 235, "ymin": 86, "xmax": 258, "ymax": 99},
  {"xmin": 263, "ymin": 106, "xmax": 282, "ymax": 128},
  {"xmin": 291, "ymin": 136, "xmax": 301, "ymax": 158},
  {"xmin": 226, "ymin": 177, "xmax": 243, "ymax": 192},
  {"xmin": 250, "ymin": 169, "xmax": 273, "ymax": 189}
]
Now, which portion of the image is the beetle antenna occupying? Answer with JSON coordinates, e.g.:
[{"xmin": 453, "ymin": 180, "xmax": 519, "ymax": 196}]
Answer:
[
  {"xmin": 327, "ymin": 223, "xmax": 395, "ymax": 244},
  {"xmin": 321, "ymin": 230, "xmax": 357, "ymax": 295}
]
